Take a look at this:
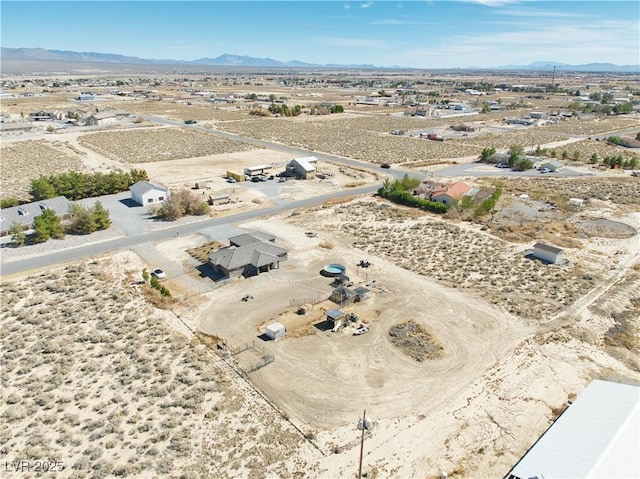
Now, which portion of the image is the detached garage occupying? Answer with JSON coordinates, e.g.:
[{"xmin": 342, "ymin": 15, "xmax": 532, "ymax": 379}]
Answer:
[
  {"xmin": 264, "ymin": 322, "xmax": 286, "ymax": 341},
  {"xmin": 130, "ymin": 180, "xmax": 170, "ymax": 206}
]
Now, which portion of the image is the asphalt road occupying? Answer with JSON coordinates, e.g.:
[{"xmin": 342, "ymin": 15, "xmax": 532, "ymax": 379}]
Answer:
[
  {"xmin": 0, "ymin": 183, "xmax": 380, "ymax": 277},
  {"xmin": 2, "ymin": 112, "xmax": 609, "ymax": 277}
]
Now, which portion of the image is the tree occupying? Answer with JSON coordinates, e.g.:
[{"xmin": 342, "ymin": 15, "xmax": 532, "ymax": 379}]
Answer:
[
  {"xmin": 29, "ymin": 177, "xmax": 57, "ymax": 200},
  {"xmin": 562, "ymin": 150, "xmax": 570, "ymax": 160},
  {"xmin": 9, "ymin": 222, "xmax": 26, "ymax": 246},
  {"xmin": 508, "ymin": 144, "xmax": 525, "ymax": 166},
  {"xmin": 480, "ymin": 147, "xmax": 496, "ymax": 162},
  {"xmin": 69, "ymin": 204, "xmax": 96, "ymax": 234},
  {"xmin": 1, "ymin": 197, "xmax": 20, "ymax": 208},
  {"xmin": 481, "ymin": 103, "xmax": 491, "ymax": 114},
  {"xmin": 33, "ymin": 209, "xmax": 64, "ymax": 243},
  {"xmin": 91, "ymin": 201, "xmax": 111, "ymax": 230},
  {"xmin": 590, "ymin": 153, "xmax": 599, "ymax": 164}
]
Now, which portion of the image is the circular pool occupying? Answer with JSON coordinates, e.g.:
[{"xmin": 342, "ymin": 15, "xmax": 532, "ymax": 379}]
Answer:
[{"xmin": 322, "ymin": 263, "xmax": 346, "ymax": 277}]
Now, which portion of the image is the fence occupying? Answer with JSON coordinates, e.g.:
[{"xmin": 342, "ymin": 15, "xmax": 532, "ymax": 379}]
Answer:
[
  {"xmin": 229, "ymin": 340, "xmax": 275, "ymax": 373},
  {"xmin": 289, "ymin": 292, "xmax": 331, "ymax": 307}
]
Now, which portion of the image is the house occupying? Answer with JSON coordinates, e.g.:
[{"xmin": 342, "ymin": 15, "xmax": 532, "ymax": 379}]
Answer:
[
  {"xmin": 430, "ymin": 182, "xmax": 476, "ymax": 206},
  {"xmin": 532, "ymin": 243, "xmax": 563, "ymax": 264},
  {"xmin": 505, "ymin": 380, "xmax": 639, "ymax": 479},
  {"xmin": 0, "ymin": 196, "xmax": 71, "ymax": 236},
  {"xmin": 264, "ymin": 322, "xmax": 286, "ymax": 341},
  {"xmin": 84, "ymin": 110, "xmax": 118, "ymax": 126},
  {"xmin": 287, "ymin": 156, "xmax": 318, "ymax": 179},
  {"xmin": 130, "ymin": 180, "xmax": 170, "ymax": 206},
  {"xmin": 208, "ymin": 231, "xmax": 288, "ymax": 278},
  {"xmin": 539, "ymin": 160, "xmax": 564, "ymax": 172}
]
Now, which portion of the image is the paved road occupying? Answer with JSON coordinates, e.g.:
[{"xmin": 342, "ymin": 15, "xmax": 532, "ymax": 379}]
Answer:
[
  {"xmin": 0, "ymin": 183, "xmax": 379, "ymax": 277},
  {"xmin": 1, "ymin": 111, "xmax": 613, "ymax": 277}
]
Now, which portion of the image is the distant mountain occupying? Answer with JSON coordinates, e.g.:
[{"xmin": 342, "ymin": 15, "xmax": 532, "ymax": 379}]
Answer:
[
  {"xmin": 488, "ymin": 61, "xmax": 639, "ymax": 73},
  {"xmin": 0, "ymin": 47, "xmax": 378, "ymax": 69},
  {"xmin": 1, "ymin": 48, "xmax": 638, "ymax": 72}
]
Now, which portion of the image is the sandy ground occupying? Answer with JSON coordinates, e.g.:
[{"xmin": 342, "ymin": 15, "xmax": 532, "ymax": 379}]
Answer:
[{"xmin": 2, "ymin": 87, "xmax": 639, "ymax": 478}]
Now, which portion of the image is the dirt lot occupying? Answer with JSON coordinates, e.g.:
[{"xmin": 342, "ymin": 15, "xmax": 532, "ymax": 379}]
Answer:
[{"xmin": 2, "ymin": 80, "xmax": 639, "ymax": 478}]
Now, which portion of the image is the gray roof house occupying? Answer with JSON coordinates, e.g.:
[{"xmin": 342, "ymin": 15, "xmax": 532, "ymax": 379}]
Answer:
[
  {"xmin": 208, "ymin": 232, "xmax": 288, "ymax": 278},
  {"xmin": 0, "ymin": 196, "xmax": 71, "ymax": 236}
]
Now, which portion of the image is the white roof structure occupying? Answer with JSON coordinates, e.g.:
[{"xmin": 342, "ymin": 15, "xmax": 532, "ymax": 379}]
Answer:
[
  {"xmin": 506, "ymin": 379, "xmax": 640, "ymax": 479},
  {"xmin": 292, "ymin": 156, "xmax": 318, "ymax": 172}
]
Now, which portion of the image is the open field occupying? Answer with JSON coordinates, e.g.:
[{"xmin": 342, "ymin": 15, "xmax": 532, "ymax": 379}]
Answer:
[
  {"xmin": 0, "ymin": 140, "xmax": 86, "ymax": 200},
  {"xmin": 0, "ymin": 252, "xmax": 317, "ymax": 479},
  {"xmin": 77, "ymin": 127, "xmax": 259, "ymax": 163},
  {"xmin": 2, "ymin": 69, "xmax": 640, "ymax": 478}
]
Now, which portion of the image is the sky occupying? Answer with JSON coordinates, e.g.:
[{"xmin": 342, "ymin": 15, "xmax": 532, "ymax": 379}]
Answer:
[{"xmin": 1, "ymin": 1, "xmax": 639, "ymax": 69}]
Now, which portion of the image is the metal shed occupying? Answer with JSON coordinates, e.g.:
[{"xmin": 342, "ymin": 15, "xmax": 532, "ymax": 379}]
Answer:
[{"xmin": 264, "ymin": 322, "xmax": 286, "ymax": 341}]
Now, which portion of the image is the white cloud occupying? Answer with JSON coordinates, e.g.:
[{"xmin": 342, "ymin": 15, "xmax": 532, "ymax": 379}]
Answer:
[
  {"xmin": 360, "ymin": 2, "xmax": 373, "ymax": 8},
  {"xmin": 344, "ymin": 4, "xmax": 351, "ymax": 10}
]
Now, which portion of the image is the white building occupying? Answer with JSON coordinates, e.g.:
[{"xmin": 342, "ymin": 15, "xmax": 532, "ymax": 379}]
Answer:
[
  {"xmin": 532, "ymin": 243, "xmax": 563, "ymax": 264},
  {"xmin": 264, "ymin": 322, "xmax": 286, "ymax": 341},
  {"xmin": 130, "ymin": 181, "xmax": 170, "ymax": 206},
  {"xmin": 506, "ymin": 379, "xmax": 640, "ymax": 479}
]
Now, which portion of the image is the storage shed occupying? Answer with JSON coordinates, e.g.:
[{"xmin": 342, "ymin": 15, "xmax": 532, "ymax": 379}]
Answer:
[
  {"xmin": 264, "ymin": 322, "xmax": 286, "ymax": 341},
  {"xmin": 532, "ymin": 243, "xmax": 563, "ymax": 264},
  {"xmin": 505, "ymin": 380, "xmax": 640, "ymax": 479},
  {"xmin": 326, "ymin": 309, "xmax": 346, "ymax": 327}
]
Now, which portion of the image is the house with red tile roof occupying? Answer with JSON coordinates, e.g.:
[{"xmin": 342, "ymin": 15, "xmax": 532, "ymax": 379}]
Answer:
[{"xmin": 430, "ymin": 181, "xmax": 477, "ymax": 206}]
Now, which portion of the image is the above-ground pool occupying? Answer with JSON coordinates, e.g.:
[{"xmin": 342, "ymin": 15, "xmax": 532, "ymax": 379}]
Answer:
[{"xmin": 322, "ymin": 263, "xmax": 346, "ymax": 277}]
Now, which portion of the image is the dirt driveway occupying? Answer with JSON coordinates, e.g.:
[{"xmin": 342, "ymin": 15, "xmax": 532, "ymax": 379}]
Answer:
[{"xmin": 196, "ymin": 217, "xmax": 533, "ymax": 429}]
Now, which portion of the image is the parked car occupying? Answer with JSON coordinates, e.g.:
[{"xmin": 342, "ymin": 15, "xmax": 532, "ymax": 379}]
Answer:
[
  {"xmin": 151, "ymin": 268, "xmax": 166, "ymax": 279},
  {"xmin": 226, "ymin": 177, "xmax": 236, "ymax": 183},
  {"xmin": 381, "ymin": 163, "xmax": 391, "ymax": 169},
  {"xmin": 540, "ymin": 167, "xmax": 552, "ymax": 173},
  {"xmin": 184, "ymin": 119, "xmax": 197, "ymax": 124}
]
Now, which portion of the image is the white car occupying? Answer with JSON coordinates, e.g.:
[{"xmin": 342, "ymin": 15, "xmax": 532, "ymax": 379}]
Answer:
[
  {"xmin": 540, "ymin": 167, "xmax": 552, "ymax": 174},
  {"xmin": 151, "ymin": 268, "xmax": 166, "ymax": 279}
]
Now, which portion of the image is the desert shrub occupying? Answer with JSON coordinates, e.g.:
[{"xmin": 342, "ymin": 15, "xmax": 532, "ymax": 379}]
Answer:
[{"xmin": 154, "ymin": 188, "xmax": 209, "ymax": 221}]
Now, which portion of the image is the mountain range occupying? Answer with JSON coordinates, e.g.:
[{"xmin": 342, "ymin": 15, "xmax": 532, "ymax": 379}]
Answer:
[{"xmin": 1, "ymin": 47, "xmax": 638, "ymax": 72}]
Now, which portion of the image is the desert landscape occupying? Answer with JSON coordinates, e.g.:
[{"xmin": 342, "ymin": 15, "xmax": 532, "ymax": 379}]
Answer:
[{"xmin": 1, "ymin": 66, "xmax": 639, "ymax": 478}]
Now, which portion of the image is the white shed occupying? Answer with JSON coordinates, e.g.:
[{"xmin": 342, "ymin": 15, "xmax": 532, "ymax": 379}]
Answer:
[
  {"xmin": 532, "ymin": 243, "xmax": 563, "ymax": 264},
  {"xmin": 130, "ymin": 180, "xmax": 170, "ymax": 206},
  {"xmin": 264, "ymin": 322, "xmax": 286, "ymax": 341}
]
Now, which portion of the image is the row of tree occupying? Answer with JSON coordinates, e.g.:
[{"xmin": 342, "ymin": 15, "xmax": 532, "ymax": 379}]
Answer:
[
  {"xmin": 9, "ymin": 201, "xmax": 111, "ymax": 245},
  {"xmin": 29, "ymin": 169, "xmax": 148, "ymax": 201},
  {"xmin": 378, "ymin": 176, "xmax": 449, "ymax": 214}
]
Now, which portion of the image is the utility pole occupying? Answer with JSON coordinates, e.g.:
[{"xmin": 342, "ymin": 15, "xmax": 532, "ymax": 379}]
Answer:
[
  {"xmin": 552, "ymin": 66, "xmax": 556, "ymax": 88},
  {"xmin": 358, "ymin": 410, "xmax": 367, "ymax": 478}
]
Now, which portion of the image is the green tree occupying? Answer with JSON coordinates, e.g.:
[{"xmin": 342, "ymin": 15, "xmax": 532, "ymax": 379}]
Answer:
[
  {"xmin": 590, "ymin": 153, "xmax": 599, "ymax": 164},
  {"xmin": 92, "ymin": 201, "xmax": 112, "ymax": 230},
  {"xmin": 142, "ymin": 268, "xmax": 150, "ymax": 283},
  {"xmin": 562, "ymin": 150, "xmax": 570, "ymax": 160},
  {"xmin": 480, "ymin": 147, "xmax": 496, "ymax": 162},
  {"xmin": 33, "ymin": 209, "xmax": 64, "ymax": 243},
  {"xmin": 69, "ymin": 204, "xmax": 96, "ymax": 234},
  {"xmin": 1, "ymin": 197, "xmax": 20, "ymax": 208},
  {"xmin": 29, "ymin": 177, "xmax": 57, "ymax": 200},
  {"xmin": 330, "ymin": 104, "xmax": 344, "ymax": 113},
  {"xmin": 508, "ymin": 144, "xmax": 525, "ymax": 166},
  {"xmin": 573, "ymin": 151, "xmax": 582, "ymax": 161},
  {"xmin": 9, "ymin": 222, "xmax": 26, "ymax": 246},
  {"xmin": 481, "ymin": 103, "xmax": 491, "ymax": 114}
]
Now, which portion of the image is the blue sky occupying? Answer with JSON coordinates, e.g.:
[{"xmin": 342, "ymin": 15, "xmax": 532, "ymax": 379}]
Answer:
[{"xmin": 1, "ymin": 1, "xmax": 638, "ymax": 68}]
